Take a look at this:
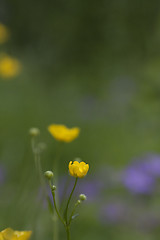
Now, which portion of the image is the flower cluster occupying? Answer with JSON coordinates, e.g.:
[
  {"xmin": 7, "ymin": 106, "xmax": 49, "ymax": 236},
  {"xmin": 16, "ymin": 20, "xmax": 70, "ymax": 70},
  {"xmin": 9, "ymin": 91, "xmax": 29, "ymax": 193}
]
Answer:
[{"xmin": 29, "ymin": 123, "xmax": 89, "ymax": 240}]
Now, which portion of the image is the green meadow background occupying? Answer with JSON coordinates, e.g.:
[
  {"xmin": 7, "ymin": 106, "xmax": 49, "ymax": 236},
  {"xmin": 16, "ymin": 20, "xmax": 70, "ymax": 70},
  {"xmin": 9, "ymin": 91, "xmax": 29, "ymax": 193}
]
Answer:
[{"xmin": 1, "ymin": 0, "xmax": 160, "ymax": 239}]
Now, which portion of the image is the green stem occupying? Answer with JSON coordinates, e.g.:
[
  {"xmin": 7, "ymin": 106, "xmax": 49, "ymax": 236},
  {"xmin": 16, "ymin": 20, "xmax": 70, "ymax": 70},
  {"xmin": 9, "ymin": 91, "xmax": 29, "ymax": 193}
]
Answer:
[
  {"xmin": 51, "ymin": 190, "xmax": 66, "ymax": 227},
  {"xmin": 32, "ymin": 138, "xmax": 46, "ymax": 193},
  {"xmin": 36, "ymin": 153, "xmax": 44, "ymax": 185},
  {"xmin": 32, "ymin": 139, "xmax": 56, "ymax": 237},
  {"xmin": 60, "ymin": 176, "xmax": 70, "ymax": 211},
  {"xmin": 64, "ymin": 178, "xmax": 78, "ymax": 224},
  {"xmin": 65, "ymin": 226, "xmax": 71, "ymax": 240},
  {"xmin": 68, "ymin": 201, "xmax": 80, "ymax": 225},
  {"xmin": 31, "ymin": 137, "xmax": 38, "ymax": 173},
  {"xmin": 52, "ymin": 142, "xmax": 63, "ymax": 240}
]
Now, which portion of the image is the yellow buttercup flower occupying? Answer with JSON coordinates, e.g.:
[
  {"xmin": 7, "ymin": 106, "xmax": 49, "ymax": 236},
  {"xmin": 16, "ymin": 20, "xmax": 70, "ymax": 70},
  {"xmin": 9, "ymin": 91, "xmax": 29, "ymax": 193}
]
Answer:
[
  {"xmin": 48, "ymin": 124, "xmax": 80, "ymax": 143},
  {"xmin": 0, "ymin": 228, "xmax": 32, "ymax": 240},
  {"xmin": 0, "ymin": 55, "xmax": 21, "ymax": 78},
  {"xmin": 0, "ymin": 233, "xmax": 3, "ymax": 240},
  {"xmin": 0, "ymin": 23, "xmax": 9, "ymax": 44},
  {"xmin": 69, "ymin": 161, "xmax": 89, "ymax": 178}
]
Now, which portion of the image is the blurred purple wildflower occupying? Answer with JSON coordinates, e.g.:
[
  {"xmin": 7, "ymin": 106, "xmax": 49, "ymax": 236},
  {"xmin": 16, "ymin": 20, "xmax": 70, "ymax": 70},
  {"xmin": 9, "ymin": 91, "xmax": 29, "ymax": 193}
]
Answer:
[
  {"xmin": 141, "ymin": 154, "xmax": 160, "ymax": 177},
  {"xmin": 122, "ymin": 153, "xmax": 160, "ymax": 194},
  {"xmin": 122, "ymin": 162, "xmax": 155, "ymax": 194}
]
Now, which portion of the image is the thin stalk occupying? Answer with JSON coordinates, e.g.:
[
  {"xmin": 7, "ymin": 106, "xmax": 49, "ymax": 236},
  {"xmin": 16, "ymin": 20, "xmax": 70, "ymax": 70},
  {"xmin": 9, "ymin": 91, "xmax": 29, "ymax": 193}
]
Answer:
[
  {"xmin": 51, "ymin": 190, "xmax": 66, "ymax": 227},
  {"xmin": 64, "ymin": 178, "xmax": 78, "ymax": 224},
  {"xmin": 60, "ymin": 176, "xmax": 71, "ymax": 211},
  {"xmin": 68, "ymin": 201, "xmax": 80, "ymax": 225},
  {"xmin": 52, "ymin": 142, "xmax": 63, "ymax": 240},
  {"xmin": 31, "ymin": 137, "xmax": 38, "ymax": 172},
  {"xmin": 31, "ymin": 138, "xmax": 45, "ymax": 191},
  {"xmin": 36, "ymin": 153, "xmax": 44, "ymax": 186},
  {"xmin": 31, "ymin": 138, "xmax": 53, "ymax": 215},
  {"xmin": 65, "ymin": 226, "xmax": 71, "ymax": 240}
]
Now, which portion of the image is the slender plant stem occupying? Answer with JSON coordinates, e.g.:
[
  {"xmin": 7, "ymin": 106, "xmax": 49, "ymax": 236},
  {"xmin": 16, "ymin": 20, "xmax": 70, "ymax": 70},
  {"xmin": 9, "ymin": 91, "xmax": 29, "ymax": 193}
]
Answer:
[
  {"xmin": 64, "ymin": 178, "xmax": 78, "ymax": 224},
  {"xmin": 32, "ymin": 138, "xmax": 56, "ymax": 237},
  {"xmin": 52, "ymin": 142, "xmax": 63, "ymax": 240},
  {"xmin": 65, "ymin": 226, "xmax": 71, "ymax": 240},
  {"xmin": 36, "ymin": 153, "xmax": 44, "ymax": 185},
  {"xmin": 51, "ymin": 191, "xmax": 66, "ymax": 227},
  {"xmin": 31, "ymin": 138, "xmax": 54, "ymax": 215},
  {"xmin": 31, "ymin": 137, "xmax": 38, "ymax": 173},
  {"xmin": 31, "ymin": 138, "xmax": 45, "ymax": 192},
  {"xmin": 68, "ymin": 201, "xmax": 80, "ymax": 225},
  {"xmin": 60, "ymin": 176, "xmax": 71, "ymax": 211}
]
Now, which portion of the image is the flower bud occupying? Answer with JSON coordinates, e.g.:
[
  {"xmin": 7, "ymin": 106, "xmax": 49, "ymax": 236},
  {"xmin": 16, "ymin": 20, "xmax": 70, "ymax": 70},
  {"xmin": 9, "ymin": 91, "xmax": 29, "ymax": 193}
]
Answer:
[
  {"xmin": 29, "ymin": 128, "xmax": 40, "ymax": 137},
  {"xmin": 79, "ymin": 194, "xmax": 87, "ymax": 201},
  {"xmin": 74, "ymin": 157, "xmax": 81, "ymax": 162},
  {"xmin": 44, "ymin": 171, "xmax": 54, "ymax": 180},
  {"xmin": 51, "ymin": 185, "xmax": 56, "ymax": 191},
  {"xmin": 77, "ymin": 200, "xmax": 81, "ymax": 204}
]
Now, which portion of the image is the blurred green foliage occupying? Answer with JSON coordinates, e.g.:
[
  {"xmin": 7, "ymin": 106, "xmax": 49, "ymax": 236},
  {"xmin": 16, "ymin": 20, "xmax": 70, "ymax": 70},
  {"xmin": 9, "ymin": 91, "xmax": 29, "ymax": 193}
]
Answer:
[{"xmin": 1, "ymin": 0, "xmax": 160, "ymax": 240}]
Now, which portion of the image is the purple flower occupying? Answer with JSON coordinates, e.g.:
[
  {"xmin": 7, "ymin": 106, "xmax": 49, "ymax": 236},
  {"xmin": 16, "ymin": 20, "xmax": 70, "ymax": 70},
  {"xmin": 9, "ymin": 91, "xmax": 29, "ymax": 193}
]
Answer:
[
  {"xmin": 141, "ymin": 154, "xmax": 160, "ymax": 177},
  {"xmin": 122, "ymin": 154, "xmax": 160, "ymax": 194},
  {"xmin": 122, "ymin": 164, "xmax": 155, "ymax": 194}
]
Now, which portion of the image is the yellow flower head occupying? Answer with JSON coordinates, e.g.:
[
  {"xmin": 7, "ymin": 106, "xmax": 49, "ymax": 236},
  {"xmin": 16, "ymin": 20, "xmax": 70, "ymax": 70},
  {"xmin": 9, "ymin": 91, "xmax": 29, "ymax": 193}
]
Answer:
[
  {"xmin": 0, "ymin": 55, "xmax": 21, "ymax": 78},
  {"xmin": 0, "ymin": 23, "xmax": 9, "ymax": 44},
  {"xmin": 0, "ymin": 228, "xmax": 32, "ymax": 240},
  {"xmin": 69, "ymin": 161, "xmax": 89, "ymax": 178},
  {"xmin": 0, "ymin": 233, "xmax": 3, "ymax": 240},
  {"xmin": 48, "ymin": 124, "xmax": 80, "ymax": 143}
]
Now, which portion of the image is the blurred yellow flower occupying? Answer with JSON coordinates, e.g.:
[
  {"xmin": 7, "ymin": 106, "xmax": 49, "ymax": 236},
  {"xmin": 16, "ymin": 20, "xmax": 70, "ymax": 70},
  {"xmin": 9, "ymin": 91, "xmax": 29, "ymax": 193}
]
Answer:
[
  {"xmin": 0, "ymin": 233, "xmax": 3, "ymax": 240},
  {"xmin": 0, "ymin": 228, "xmax": 32, "ymax": 240},
  {"xmin": 48, "ymin": 124, "xmax": 80, "ymax": 143},
  {"xmin": 0, "ymin": 23, "xmax": 9, "ymax": 44},
  {"xmin": 69, "ymin": 161, "xmax": 89, "ymax": 178},
  {"xmin": 0, "ymin": 55, "xmax": 21, "ymax": 78}
]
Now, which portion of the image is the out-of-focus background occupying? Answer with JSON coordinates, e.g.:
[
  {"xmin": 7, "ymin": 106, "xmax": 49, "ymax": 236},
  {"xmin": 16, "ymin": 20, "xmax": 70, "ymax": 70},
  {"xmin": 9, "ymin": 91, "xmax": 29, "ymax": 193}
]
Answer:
[{"xmin": 1, "ymin": 0, "xmax": 160, "ymax": 239}]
